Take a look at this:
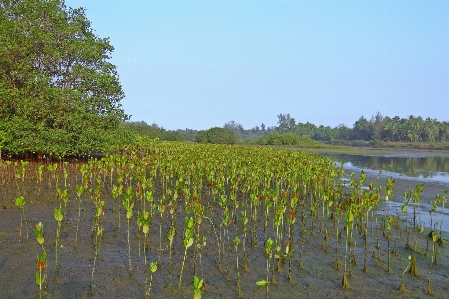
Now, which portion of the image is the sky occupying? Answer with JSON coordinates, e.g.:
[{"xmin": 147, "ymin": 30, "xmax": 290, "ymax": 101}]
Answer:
[{"xmin": 65, "ymin": 0, "xmax": 449, "ymax": 131}]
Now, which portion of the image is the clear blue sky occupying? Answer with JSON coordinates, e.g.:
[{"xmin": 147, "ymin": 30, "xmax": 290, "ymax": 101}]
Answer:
[{"xmin": 65, "ymin": 0, "xmax": 449, "ymax": 131}]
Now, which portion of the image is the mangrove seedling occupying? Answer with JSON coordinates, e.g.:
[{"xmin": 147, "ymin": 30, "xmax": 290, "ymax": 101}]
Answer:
[
  {"xmin": 241, "ymin": 210, "xmax": 249, "ymax": 272},
  {"xmin": 426, "ymin": 231, "xmax": 439, "ymax": 294},
  {"xmin": 398, "ymin": 255, "xmax": 412, "ymax": 293},
  {"xmin": 178, "ymin": 217, "xmax": 194, "ymax": 299},
  {"xmin": 146, "ymin": 261, "xmax": 157, "ymax": 299},
  {"xmin": 234, "ymin": 236, "xmax": 243, "ymax": 298},
  {"xmin": 15, "ymin": 195, "xmax": 28, "ymax": 247},
  {"xmin": 75, "ymin": 185, "xmax": 85, "ymax": 248},
  {"xmin": 89, "ymin": 200, "xmax": 105, "ymax": 295},
  {"xmin": 166, "ymin": 226, "xmax": 176, "ymax": 289},
  {"xmin": 54, "ymin": 206, "xmax": 63, "ymax": 282},
  {"xmin": 262, "ymin": 238, "xmax": 274, "ymax": 299},
  {"xmin": 192, "ymin": 275, "xmax": 204, "ymax": 299},
  {"xmin": 33, "ymin": 222, "xmax": 47, "ymax": 293},
  {"xmin": 36, "ymin": 251, "xmax": 46, "ymax": 299},
  {"xmin": 410, "ymin": 225, "xmax": 424, "ymax": 277},
  {"xmin": 342, "ymin": 205, "xmax": 354, "ymax": 289},
  {"xmin": 56, "ymin": 188, "xmax": 70, "ymax": 233},
  {"xmin": 37, "ymin": 164, "xmax": 44, "ymax": 195},
  {"xmin": 387, "ymin": 215, "xmax": 394, "ymax": 273},
  {"xmin": 123, "ymin": 185, "xmax": 135, "ymax": 277}
]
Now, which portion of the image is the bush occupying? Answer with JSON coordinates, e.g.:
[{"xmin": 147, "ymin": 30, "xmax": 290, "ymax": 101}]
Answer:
[
  {"xmin": 369, "ymin": 139, "xmax": 382, "ymax": 147},
  {"xmin": 194, "ymin": 127, "xmax": 237, "ymax": 145}
]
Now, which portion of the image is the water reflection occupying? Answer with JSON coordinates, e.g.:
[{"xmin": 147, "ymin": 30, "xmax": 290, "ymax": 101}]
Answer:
[{"xmin": 322, "ymin": 153, "xmax": 449, "ymax": 183}]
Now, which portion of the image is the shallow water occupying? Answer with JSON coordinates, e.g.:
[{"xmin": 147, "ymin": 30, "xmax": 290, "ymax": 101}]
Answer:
[
  {"xmin": 324, "ymin": 152, "xmax": 449, "ymax": 184},
  {"xmin": 325, "ymin": 152, "xmax": 449, "ymax": 232}
]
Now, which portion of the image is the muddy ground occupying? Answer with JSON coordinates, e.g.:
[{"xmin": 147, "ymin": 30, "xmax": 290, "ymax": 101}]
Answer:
[{"xmin": 1, "ymin": 163, "xmax": 449, "ymax": 299}]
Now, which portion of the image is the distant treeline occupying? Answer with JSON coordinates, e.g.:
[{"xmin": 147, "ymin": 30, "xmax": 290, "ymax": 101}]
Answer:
[
  {"xmin": 220, "ymin": 113, "xmax": 449, "ymax": 146},
  {"xmin": 125, "ymin": 112, "xmax": 449, "ymax": 147}
]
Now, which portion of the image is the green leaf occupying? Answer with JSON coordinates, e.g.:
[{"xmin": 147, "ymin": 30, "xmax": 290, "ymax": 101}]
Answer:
[
  {"xmin": 54, "ymin": 207, "xmax": 63, "ymax": 222},
  {"xmin": 256, "ymin": 280, "xmax": 269, "ymax": 286},
  {"xmin": 15, "ymin": 196, "xmax": 25, "ymax": 207},
  {"xmin": 150, "ymin": 261, "xmax": 157, "ymax": 273},
  {"xmin": 186, "ymin": 237, "xmax": 194, "ymax": 248},
  {"xmin": 37, "ymin": 236, "xmax": 44, "ymax": 245},
  {"xmin": 194, "ymin": 275, "xmax": 200, "ymax": 288}
]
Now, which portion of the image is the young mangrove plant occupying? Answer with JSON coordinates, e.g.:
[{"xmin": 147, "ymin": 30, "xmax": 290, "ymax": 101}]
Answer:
[
  {"xmin": 36, "ymin": 164, "xmax": 44, "ymax": 195},
  {"xmin": 54, "ymin": 206, "xmax": 63, "ymax": 282},
  {"xmin": 334, "ymin": 205, "xmax": 343, "ymax": 271},
  {"xmin": 234, "ymin": 236, "xmax": 243, "ymax": 298},
  {"xmin": 36, "ymin": 250, "xmax": 46, "ymax": 299},
  {"xmin": 386, "ymin": 215, "xmax": 394, "ymax": 273},
  {"xmin": 178, "ymin": 217, "xmax": 194, "ymax": 299},
  {"xmin": 192, "ymin": 275, "xmax": 204, "ymax": 299},
  {"xmin": 342, "ymin": 205, "xmax": 354, "ymax": 289},
  {"xmin": 123, "ymin": 185, "xmax": 135, "ymax": 278},
  {"xmin": 56, "ymin": 188, "xmax": 70, "ymax": 233},
  {"xmin": 398, "ymin": 255, "xmax": 412, "ymax": 293},
  {"xmin": 14, "ymin": 195, "xmax": 28, "ymax": 249},
  {"xmin": 137, "ymin": 210, "xmax": 151, "ymax": 293},
  {"xmin": 75, "ymin": 185, "xmax": 85, "ymax": 248},
  {"xmin": 426, "ymin": 231, "xmax": 439, "ymax": 294},
  {"xmin": 409, "ymin": 184, "xmax": 424, "ymax": 277},
  {"xmin": 33, "ymin": 222, "xmax": 47, "ymax": 296},
  {"xmin": 89, "ymin": 200, "xmax": 105, "ymax": 295},
  {"xmin": 241, "ymin": 210, "xmax": 249, "ymax": 272},
  {"xmin": 260, "ymin": 237, "xmax": 274, "ymax": 299},
  {"xmin": 166, "ymin": 226, "xmax": 176, "ymax": 289},
  {"xmin": 146, "ymin": 261, "xmax": 157, "ymax": 299}
]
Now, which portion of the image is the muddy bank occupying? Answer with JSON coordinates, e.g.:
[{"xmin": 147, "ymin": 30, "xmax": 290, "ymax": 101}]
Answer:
[{"xmin": 1, "ymin": 163, "xmax": 449, "ymax": 299}]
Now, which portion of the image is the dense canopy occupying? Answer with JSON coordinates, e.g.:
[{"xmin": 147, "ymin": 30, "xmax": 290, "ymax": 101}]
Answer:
[{"xmin": 0, "ymin": 0, "xmax": 128, "ymax": 157}]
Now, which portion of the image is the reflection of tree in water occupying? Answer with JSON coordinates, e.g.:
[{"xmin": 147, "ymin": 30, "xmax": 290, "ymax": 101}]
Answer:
[{"xmin": 325, "ymin": 154, "xmax": 449, "ymax": 178}]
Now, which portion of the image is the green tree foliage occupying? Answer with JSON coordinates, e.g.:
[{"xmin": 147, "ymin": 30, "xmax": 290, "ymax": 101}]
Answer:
[
  {"xmin": 222, "ymin": 120, "xmax": 273, "ymax": 142},
  {"xmin": 353, "ymin": 116, "xmax": 373, "ymax": 141},
  {"xmin": 256, "ymin": 132, "xmax": 320, "ymax": 146},
  {"xmin": 0, "ymin": 0, "xmax": 128, "ymax": 157},
  {"xmin": 258, "ymin": 113, "xmax": 449, "ymax": 146},
  {"xmin": 276, "ymin": 113, "xmax": 296, "ymax": 133},
  {"xmin": 123, "ymin": 121, "xmax": 184, "ymax": 141},
  {"xmin": 194, "ymin": 127, "xmax": 237, "ymax": 145}
]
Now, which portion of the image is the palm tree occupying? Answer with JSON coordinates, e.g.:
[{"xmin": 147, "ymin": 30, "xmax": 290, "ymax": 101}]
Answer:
[
  {"xmin": 423, "ymin": 118, "xmax": 438, "ymax": 142},
  {"xmin": 439, "ymin": 122, "xmax": 449, "ymax": 142},
  {"xmin": 408, "ymin": 116, "xmax": 424, "ymax": 142}
]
